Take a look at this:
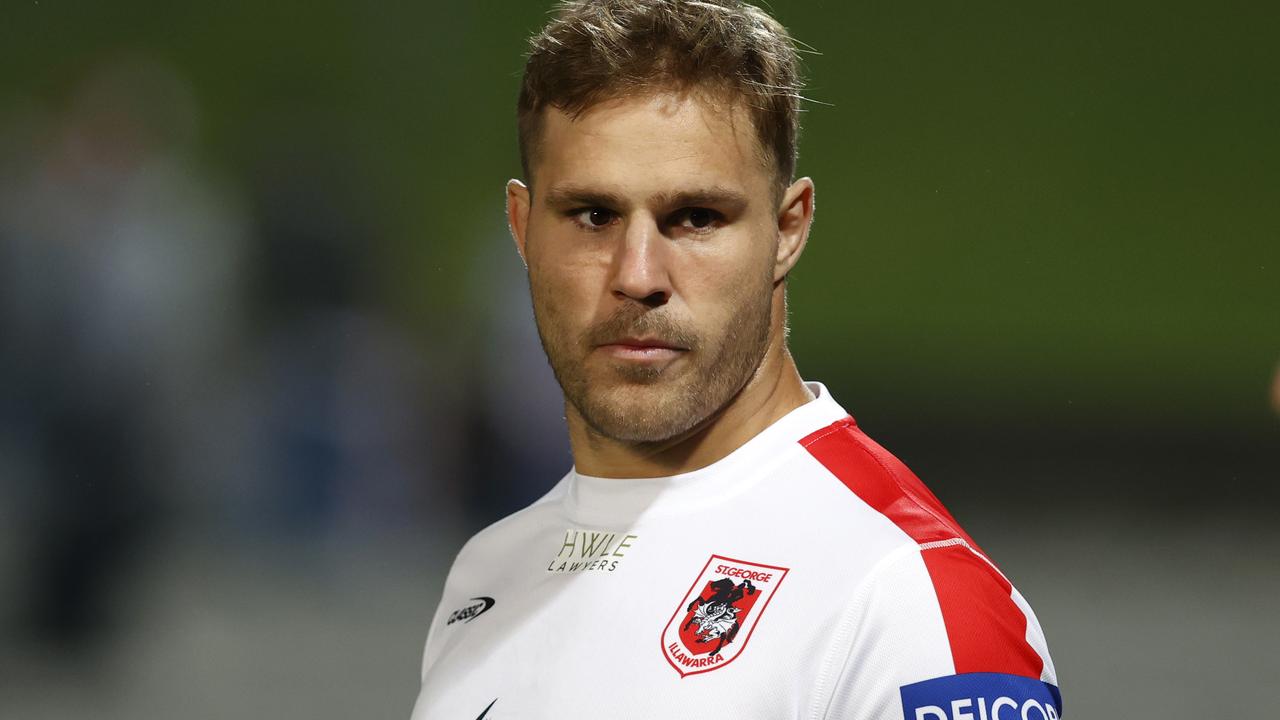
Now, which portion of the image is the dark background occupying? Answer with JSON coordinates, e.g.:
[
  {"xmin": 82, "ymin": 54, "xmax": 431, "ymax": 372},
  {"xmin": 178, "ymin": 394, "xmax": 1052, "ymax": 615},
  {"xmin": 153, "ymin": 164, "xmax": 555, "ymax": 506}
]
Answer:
[{"xmin": 1, "ymin": 1, "xmax": 1276, "ymax": 717}]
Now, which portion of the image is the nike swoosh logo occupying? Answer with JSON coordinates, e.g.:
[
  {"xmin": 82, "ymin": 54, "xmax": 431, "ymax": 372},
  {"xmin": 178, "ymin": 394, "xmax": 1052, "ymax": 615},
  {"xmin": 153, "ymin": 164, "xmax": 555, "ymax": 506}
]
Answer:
[{"xmin": 476, "ymin": 698, "xmax": 497, "ymax": 719}]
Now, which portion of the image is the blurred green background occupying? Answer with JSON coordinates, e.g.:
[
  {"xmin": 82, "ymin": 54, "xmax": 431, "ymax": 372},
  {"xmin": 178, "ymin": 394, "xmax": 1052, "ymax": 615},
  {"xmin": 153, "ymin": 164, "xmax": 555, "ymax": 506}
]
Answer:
[
  {"xmin": 5, "ymin": 0, "xmax": 1275, "ymax": 426},
  {"xmin": 1, "ymin": 1, "xmax": 1276, "ymax": 718}
]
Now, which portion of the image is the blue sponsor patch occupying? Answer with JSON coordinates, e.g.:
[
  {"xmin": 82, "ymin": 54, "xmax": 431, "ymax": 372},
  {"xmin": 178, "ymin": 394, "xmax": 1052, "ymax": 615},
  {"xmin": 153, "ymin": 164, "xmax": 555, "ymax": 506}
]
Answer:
[{"xmin": 900, "ymin": 673, "xmax": 1063, "ymax": 720}]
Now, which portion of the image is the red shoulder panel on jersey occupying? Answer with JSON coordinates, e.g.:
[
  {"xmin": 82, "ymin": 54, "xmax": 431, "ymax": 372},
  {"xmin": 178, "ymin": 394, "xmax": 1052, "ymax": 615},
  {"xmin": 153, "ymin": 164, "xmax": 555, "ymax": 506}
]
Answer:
[
  {"xmin": 800, "ymin": 417, "xmax": 1044, "ymax": 680},
  {"xmin": 800, "ymin": 418, "xmax": 980, "ymax": 550}
]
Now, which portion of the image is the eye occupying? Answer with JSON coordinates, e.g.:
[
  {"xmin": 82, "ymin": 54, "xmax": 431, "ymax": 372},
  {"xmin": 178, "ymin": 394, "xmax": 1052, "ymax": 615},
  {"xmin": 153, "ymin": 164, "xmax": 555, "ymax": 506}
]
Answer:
[
  {"xmin": 570, "ymin": 207, "xmax": 617, "ymax": 231},
  {"xmin": 688, "ymin": 208, "xmax": 714, "ymax": 228},
  {"xmin": 673, "ymin": 207, "xmax": 722, "ymax": 233}
]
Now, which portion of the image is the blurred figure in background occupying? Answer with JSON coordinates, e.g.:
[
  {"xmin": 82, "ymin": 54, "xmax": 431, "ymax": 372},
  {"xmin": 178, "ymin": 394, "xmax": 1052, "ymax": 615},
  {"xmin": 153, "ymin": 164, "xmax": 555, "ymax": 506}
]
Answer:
[
  {"xmin": 0, "ymin": 56, "xmax": 246, "ymax": 660},
  {"xmin": 0, "ymin": 55, "xmax": 470, "ymax": 712},
  {"xmin": 231, "ymin": 135, "xmax": 459, "ymax": 540}
]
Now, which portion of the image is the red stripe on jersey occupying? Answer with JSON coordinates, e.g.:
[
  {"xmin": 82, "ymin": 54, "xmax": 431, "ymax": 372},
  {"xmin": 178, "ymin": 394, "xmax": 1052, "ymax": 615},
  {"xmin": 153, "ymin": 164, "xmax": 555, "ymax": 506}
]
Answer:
[
  {"xmin": 800, "ymin": 418, "xmax": 980, "ymax": 551},
  {"xmin": 800, "ymin": 417, "xmax": 1044, "ymax": 680},
  {"xmin": 920, "ymin": 543, "xmax": 1043, "ymax": 677}
]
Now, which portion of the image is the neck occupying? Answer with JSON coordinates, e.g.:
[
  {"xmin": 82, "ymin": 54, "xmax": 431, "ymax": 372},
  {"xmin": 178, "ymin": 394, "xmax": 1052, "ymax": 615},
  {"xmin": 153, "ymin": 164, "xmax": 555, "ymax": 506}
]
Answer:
[{"xmin": 566, "ymin": 332, "xmax": 813, "ymax": 479}]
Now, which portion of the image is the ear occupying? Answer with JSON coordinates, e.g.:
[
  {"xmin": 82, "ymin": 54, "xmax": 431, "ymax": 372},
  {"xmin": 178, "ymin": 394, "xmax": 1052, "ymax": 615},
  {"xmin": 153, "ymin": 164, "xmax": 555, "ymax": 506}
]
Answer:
[
  {"xmin": 506, "ymin": 179, "xmax": 532, "ymax": 266},
  {"xmin": 774, "ymin": 177, "xmax": 815, "ymax": 282}
]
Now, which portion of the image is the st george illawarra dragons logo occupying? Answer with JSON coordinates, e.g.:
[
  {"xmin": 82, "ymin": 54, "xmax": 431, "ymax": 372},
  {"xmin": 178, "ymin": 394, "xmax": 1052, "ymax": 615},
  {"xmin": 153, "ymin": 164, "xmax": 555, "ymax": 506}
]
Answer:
[{"xmin": 661, "ymin": 555, "xmax": 789, "ymax": 677}]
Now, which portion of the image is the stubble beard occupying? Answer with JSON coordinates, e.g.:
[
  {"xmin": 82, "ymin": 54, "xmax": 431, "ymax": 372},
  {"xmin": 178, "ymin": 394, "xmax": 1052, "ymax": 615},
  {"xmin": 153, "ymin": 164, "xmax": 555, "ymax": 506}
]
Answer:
[{"xmin": 530, "ymin": 272, "xmax": 775, "ymax": 445}]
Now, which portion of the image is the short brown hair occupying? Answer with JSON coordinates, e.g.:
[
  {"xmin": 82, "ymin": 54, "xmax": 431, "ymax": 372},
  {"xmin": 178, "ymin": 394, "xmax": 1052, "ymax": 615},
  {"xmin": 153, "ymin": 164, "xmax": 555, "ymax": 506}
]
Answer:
[{"xmin": 517, "ymin": 0, "xmax": 804, "ymax": 189}]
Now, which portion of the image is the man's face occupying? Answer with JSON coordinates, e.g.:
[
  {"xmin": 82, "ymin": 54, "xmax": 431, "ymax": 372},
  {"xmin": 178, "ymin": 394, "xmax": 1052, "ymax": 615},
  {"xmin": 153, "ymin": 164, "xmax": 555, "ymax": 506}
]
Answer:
[{"xmin": 512, "ymin": 91, "xmax": 786, "ymax": 444}]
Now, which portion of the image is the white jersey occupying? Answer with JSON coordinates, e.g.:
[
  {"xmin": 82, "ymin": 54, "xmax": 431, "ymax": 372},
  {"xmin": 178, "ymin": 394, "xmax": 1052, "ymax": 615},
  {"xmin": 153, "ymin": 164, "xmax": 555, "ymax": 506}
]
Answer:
[{"xmin": 410, "ymin": 383, "xmax": 1061, "ymax": 720}]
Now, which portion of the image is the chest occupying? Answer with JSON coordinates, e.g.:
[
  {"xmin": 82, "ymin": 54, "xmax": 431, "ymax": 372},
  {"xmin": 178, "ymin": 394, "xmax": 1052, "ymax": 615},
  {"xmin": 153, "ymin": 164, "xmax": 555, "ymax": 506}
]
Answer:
[{"xmin": 413, "ymin": 518, "xmax": 882, "ymax": 720}]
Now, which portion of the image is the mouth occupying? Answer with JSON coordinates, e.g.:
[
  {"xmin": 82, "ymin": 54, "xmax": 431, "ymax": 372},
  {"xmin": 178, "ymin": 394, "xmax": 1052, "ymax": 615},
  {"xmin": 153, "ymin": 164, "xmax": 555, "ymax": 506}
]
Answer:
[{"xmin": 595, "ymin": 336, "xmax": 689, "ymax": 362}]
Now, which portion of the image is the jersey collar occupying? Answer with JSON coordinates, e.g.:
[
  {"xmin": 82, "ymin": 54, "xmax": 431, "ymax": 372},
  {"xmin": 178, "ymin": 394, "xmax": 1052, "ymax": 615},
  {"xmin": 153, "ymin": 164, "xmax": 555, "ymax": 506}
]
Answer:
[{"xmin": 561, "ymin": 381, "xmax": 849, "ymax": 524}]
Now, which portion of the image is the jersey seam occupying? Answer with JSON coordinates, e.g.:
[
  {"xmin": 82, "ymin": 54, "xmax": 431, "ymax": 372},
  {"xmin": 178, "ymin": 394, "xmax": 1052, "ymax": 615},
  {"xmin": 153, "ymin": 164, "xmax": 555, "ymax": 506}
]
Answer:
[
  {"xmin": 808, "ymin": 540, "xmax": 921, "ymax": 720},
  {"xmin": 919, "ymin": 536, "xmax": 1007, "ymax": 582},
  {"xmin": 918, "ymin": 537, "xmax": 968, "ymax": 551}
]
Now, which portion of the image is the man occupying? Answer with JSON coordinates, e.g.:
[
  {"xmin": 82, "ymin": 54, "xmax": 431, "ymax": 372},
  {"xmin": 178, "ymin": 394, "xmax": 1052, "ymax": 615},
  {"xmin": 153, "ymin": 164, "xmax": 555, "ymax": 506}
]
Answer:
[{"xmin": 410, "ymin": 1, "xmax": 1061, "ymax": 718}]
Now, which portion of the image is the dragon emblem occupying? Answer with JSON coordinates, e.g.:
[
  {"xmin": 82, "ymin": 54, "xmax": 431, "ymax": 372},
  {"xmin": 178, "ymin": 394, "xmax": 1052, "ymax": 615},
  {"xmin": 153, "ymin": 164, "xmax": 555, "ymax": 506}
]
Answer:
[{"xmin": 681, "ymin": 577, "xmax": 756, "ymax": 655}]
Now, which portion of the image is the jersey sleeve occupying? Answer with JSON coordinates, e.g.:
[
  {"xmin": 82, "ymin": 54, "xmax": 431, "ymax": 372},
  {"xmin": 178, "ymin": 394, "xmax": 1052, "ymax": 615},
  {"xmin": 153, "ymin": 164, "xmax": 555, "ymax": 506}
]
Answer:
[
  {"xmin": 419, "ymin": 530, "xmax": 488, "ymax": 682},
  {"xmin": 820, "ymin": 542, "xmax": 1062, "ymax": 720}
]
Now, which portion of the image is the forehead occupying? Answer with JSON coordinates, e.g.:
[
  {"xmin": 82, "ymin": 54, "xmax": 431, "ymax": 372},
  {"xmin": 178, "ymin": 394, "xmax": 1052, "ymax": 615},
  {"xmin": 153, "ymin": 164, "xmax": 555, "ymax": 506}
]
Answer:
[{"xmin": 532, "ymin": 91, "xmax": 774, "ymax": 202}]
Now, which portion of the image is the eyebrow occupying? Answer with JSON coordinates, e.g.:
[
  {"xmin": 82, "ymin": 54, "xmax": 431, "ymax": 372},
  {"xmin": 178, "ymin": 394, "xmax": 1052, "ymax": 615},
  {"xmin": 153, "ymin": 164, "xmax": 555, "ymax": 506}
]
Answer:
[
  {"xmin": 541, "ymin": 185, "xmax": 750, "ymax": 213},
  {"xmin": 542, "ymin": 186, "xmax": 627, "ymax": 211},
  {"xmin": 655, "ymin": 188, "xmax": 750, "ymax": 213}
]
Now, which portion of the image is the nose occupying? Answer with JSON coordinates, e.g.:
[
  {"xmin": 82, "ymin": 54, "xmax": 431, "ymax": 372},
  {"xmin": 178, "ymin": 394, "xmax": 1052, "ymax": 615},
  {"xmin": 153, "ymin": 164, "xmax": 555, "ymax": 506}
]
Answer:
[{"xmin": 611, "ymin": 216, "xmax": 671, "ymax": 306}]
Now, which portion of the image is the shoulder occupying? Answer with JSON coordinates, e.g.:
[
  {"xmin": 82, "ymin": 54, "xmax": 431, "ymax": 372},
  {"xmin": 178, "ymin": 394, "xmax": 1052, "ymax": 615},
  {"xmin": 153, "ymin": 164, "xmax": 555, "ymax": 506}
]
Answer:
[
  {"xmin": 798, "ymin": 416, "xmax": 983, "ymax": 551},
  {"xmin": 875, "ymin": 539, "xmax": 1050, "ymax": 679},
  {"xmin": 796, "ymin": 418, "xmax": 1062, "ymax": 717},
  {"xmin": 818, "ymin": 541, "xmax": 1062, "ymax": 719}
]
